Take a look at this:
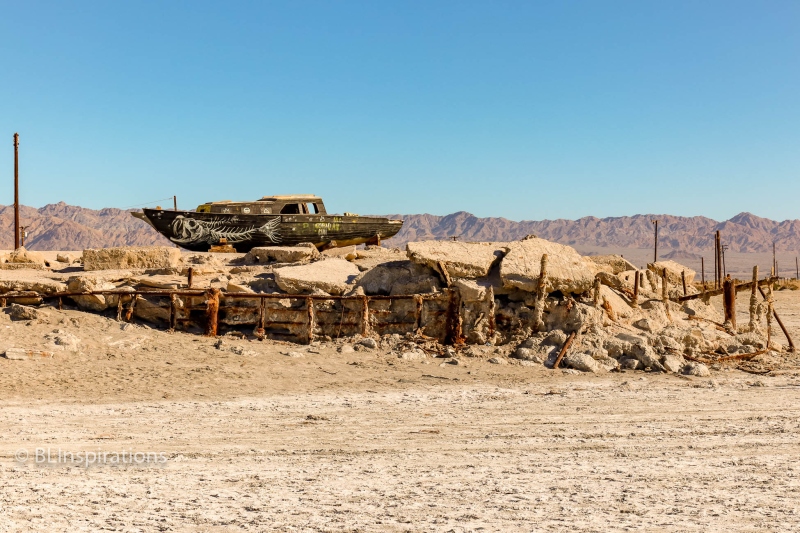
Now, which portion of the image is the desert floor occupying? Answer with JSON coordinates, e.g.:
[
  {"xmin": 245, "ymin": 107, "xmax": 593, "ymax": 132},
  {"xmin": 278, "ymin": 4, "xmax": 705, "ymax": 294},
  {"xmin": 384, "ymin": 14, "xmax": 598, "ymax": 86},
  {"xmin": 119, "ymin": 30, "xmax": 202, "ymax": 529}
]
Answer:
[{"xmin": 1, "ymin": 290, "xmax": 799, "ymax": 532}]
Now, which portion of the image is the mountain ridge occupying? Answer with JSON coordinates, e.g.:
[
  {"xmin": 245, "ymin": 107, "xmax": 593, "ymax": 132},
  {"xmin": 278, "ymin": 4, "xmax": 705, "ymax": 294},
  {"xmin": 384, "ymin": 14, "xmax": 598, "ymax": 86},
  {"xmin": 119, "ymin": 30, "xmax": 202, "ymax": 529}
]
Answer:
[{"xmin": 1, "ymin": 202, "xmax": 798, "ymax": 254}]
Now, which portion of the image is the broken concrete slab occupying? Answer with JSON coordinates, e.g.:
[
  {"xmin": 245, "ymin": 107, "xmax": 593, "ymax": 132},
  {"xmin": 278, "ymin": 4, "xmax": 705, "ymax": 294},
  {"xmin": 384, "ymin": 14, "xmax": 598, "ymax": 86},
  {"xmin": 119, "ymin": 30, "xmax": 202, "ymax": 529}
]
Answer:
[
  {"xmin": 586, "ymin": 254, "xmax": 637, "ymax": 274},
  {"xmin": 500, "ymin": 237, "xmax": 598, "ymax": 295},
  {"xmin": 406, "ymin": 241, "xmax": 508, "ymax": 279},
  {"xmin": 274, "ymin": 259, "xmax": 360, "ymax": 295},
  {"xmin": 83, "ymin": 247, "xmax": 181, "ymax": 271},
  {"xmin": 246, "ymin": 244, "xmax": 319, "ymax": 264},
  {"xmin": 647, "ymin": 260, "xmax": 696, "ymax": 286}
]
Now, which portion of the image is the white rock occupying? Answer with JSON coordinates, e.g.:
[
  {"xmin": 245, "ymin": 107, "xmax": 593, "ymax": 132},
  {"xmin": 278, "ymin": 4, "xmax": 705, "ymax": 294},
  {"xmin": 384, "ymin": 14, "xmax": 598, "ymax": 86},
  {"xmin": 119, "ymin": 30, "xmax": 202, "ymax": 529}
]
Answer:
[
  {"xmin": 274, "ymin": 259, "xmax": 360, "ymax": 295},
  {"xmin": 500, "ymin": 237, "xmax": 598, "ymax": 294},
  {"xmin": 683, "ymin": 362, "xmax": 711, "ymax": 377},
  {"xmin": 398, "ymin": 350, "xmax": 426, "ymax": 361},
  {"xmin": 585, "ymin": 254, "xmax": 637, "ymax": 274},
  {"xmin": 246, "ymin": 244, "xmax": 319, "ymax": 264},
  {"xmin": 3, "ymin": 348, "xmax": 54, "ymax": 360},
  {"xmin": 406, "ymin": 241, "xmax": 508, "ymax": 279},
  {"xmin": 662, "ymin": 354, "xmax": 685, "ymax": 373},
  {"xmin": 563, "ymin": 352, "xmax": 602, "ymax": 373}
]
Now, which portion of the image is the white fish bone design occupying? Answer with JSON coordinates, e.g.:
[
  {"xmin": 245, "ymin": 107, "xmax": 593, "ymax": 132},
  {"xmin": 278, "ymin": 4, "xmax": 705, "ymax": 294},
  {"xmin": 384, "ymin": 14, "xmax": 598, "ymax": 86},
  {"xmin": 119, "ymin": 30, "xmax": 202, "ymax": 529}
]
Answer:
[{"xmin": 170, "ymin": 216, "xmax": 281, "ymax": 245}]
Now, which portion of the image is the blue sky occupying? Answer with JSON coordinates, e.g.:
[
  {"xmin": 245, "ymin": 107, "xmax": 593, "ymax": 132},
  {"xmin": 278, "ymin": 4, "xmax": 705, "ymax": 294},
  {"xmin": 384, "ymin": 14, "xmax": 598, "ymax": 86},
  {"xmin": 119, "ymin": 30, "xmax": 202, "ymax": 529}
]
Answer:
[{"xmin": 0, "ymin": 1, "xmax": 798, "ymax": 221}]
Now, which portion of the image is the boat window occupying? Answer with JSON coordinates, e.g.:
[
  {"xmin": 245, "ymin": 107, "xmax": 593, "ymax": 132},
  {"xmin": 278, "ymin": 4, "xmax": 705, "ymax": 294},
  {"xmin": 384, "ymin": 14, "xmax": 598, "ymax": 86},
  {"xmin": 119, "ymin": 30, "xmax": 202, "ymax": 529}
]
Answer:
[
  {"xmin": 306, "ymin": 203, "xmax": 319, "ymax": 214},
  {"xmin": 279, "ymin": 203, "xmax": 301, "ymax": 214}
]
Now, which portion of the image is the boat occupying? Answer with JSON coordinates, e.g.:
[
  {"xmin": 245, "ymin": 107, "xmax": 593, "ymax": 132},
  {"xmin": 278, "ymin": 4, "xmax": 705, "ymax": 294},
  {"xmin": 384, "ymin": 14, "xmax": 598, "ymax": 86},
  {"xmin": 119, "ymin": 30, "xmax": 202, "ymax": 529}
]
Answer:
[{"xmin": 131, "ymin": 195, "xmax": 403, "ymax": 253}]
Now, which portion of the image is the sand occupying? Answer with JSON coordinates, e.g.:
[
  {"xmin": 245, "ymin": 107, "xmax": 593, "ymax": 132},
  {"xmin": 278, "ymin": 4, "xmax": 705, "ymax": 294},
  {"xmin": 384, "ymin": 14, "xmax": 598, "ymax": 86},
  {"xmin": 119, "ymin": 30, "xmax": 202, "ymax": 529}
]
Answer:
[{"xmin": 1, "ymin": 288, "xmax": 799, "ymax": 531}]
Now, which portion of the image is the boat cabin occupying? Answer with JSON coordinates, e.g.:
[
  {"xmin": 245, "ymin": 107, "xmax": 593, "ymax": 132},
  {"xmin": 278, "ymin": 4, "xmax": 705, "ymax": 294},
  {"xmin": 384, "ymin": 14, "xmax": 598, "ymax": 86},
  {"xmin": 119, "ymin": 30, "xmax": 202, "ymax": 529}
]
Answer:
[{"xmin": 196, "ymin": 195, "xmax": 328, "ymax": 215}]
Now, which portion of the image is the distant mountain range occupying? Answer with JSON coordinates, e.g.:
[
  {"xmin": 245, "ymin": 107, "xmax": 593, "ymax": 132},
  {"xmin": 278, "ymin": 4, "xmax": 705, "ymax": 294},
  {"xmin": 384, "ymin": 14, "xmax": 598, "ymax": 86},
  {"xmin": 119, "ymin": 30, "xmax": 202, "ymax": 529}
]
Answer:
[{"xmin": 1, "ymin": 202, "xmax": 798, "ymax": 254}]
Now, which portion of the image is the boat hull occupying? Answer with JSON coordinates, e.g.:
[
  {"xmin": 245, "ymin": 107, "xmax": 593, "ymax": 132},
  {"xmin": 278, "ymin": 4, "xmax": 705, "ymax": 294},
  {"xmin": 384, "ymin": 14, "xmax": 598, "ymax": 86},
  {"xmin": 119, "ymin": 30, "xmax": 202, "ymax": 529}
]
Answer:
[{"xmin": 141, "ymin": 209, "xmax": 403, "ymax": 252}]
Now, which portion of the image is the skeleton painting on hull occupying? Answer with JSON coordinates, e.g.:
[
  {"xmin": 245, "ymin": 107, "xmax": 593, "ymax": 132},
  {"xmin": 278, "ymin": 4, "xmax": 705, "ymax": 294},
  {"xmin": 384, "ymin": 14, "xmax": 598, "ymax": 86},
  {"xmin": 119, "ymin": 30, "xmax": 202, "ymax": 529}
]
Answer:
[{"xmin": 169, "ymin": 216, "xmax": 282, "ymax": 245}]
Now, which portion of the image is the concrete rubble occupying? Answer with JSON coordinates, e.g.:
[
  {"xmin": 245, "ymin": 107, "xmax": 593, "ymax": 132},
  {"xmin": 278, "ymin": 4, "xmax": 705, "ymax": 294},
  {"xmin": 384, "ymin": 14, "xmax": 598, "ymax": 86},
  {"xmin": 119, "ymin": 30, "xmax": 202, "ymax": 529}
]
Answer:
[{"xmin": 0, "ymin": 234, "xmax": 785, "ymax": 377}]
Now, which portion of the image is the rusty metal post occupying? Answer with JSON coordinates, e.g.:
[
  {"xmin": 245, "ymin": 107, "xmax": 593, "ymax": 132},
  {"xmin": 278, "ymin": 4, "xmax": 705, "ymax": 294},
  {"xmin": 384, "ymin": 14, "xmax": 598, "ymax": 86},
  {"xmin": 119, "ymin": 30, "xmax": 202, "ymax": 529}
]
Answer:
[
  {"xmin": 681, "ymin": 270, "xmax": 687, "ymax": 296},
  {"xmin": 722, "ymin": 275, "xmax": 736, "ymax": 330},
  {"xmin": 187, "ymin": 267, "xmax": 194, "ymax": 289},
  {"xmin": 553, "ymin": 331, "xmax": 576, "ymax": 370},
  {"xmin": 414, "ymin": 294, "xmax": 423, "ymax": 332},
  {"xmin": 173, "ymin": 195, "xmax": 177, "ymax": 211},
  {"xmin": 748, "ymin": 266, "xmax": 758, "ymax": 331},
  {"xmin": 631, "ymin": 271, "xmax": 640, "ymax": 308},
  {"xmin": 306, "ymin": 296, "xmax": 316, "ymax": 344},
  {"xmin": 533, "ymin": 254, "xmax": 547, "ymax": 331},
  {"xmin": 360, "ymin": 295, "xmax": 370, "ymax": 337},
  {"xmin": 205, "ymin": 288, "xmax": 220, "ymax": 336},
  {"xmin": 444, "ymin": 289, "xmax": 463, "ymax": 345},
  {"xmin": 169, "ymin": 293, "xmax": 178, "ymax": 331},
  {"xmin": 592, "ymin": 276, "xmax": 601, "ymax": 308},
  {"xmin": 13, "ymin": 133, "xmax": 20, "ymax": 250},
  {"xmin": 255, "ymin": 298, "xmax": 266, "ymax": 339},
  {"xmin": 125, "ymin": 294, "xmax": 137, "ymax": 321}
]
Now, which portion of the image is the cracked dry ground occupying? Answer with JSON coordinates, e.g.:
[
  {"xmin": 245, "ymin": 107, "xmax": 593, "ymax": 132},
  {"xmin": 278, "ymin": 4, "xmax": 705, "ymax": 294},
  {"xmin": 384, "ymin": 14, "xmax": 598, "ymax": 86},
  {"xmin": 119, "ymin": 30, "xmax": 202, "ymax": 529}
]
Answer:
[{"xmin": 1, "ymin": 291, "xmax": 799, "ymax": 532}]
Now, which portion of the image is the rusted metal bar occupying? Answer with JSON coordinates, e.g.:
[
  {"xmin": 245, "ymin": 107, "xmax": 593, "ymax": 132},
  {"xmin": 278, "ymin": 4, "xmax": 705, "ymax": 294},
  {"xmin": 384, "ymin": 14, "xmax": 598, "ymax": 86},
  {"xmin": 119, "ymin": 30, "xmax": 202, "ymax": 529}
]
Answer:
[
  {"xmin": 205, "ymin": 288, "xmax": 220, "ymax": 337},
  {"xmin": 13, "ymin": 133, "xmax": 20, "ymax": 250},
  {"xmin": 414, "ymin": 295, "xmax": 423, "ymax": 332},
  {"xmin": 553, "ymin": 331, "xmax": 576, "ymax": 370},
  {"xmin": 436, "ymin": 260, "xmax": 452, "ymax": 287},
  {"xmin": 306, "ymin": 296, "xmax": 316, "ymax": 344},
  {"xmin": 360, "ymin": 295, "xmax": 370, "ymax": 337},
  {"xmin": 444, "ymin": 289, "xmax": 463, "ymax": 345},
  {"xmin": 681, "ymin": 270, "xmax": 687, "ymax": 296},
  {"xmin": 57, "ymin": 297, "xmax": 62, "ymax": 310},
  {"xmin": 758, "ymin": 285, "xmax": 795, "ymax": 352},
  {"xmin": 631, "ymin": 271, "xmax": 640, "ymax": 308},
  {"xmin": 125, "ymin": 295, "xmax": 136, "ymax": 322},
  {"xmin": 169, "ymin": 293, "xmax": 178, "ymax": 331},
  {"xmin": 723, "ymin": 275, "xmax": 736, "ymax": 330},
  {"xmin": 255, "ymin": 298, "xmax": 266, "ymax": 339},
  {"xmin": 533, "ymin": 254, "xmax": 547, "ymax": 331},
  {"xmin": 187, "ymin": 267, "xmax": 193, "ymax": 289},
  {"xmin": 173, "ymin": 195, "xmax": 177, "ymax": 211}
]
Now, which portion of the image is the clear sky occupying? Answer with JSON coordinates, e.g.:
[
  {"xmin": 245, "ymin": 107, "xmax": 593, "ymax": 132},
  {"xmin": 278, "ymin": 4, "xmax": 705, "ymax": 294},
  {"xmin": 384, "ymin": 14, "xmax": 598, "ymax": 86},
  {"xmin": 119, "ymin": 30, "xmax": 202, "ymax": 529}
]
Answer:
[{"xmin": 1, "ymin": 1, "xmax": 798, "ymax": 221}]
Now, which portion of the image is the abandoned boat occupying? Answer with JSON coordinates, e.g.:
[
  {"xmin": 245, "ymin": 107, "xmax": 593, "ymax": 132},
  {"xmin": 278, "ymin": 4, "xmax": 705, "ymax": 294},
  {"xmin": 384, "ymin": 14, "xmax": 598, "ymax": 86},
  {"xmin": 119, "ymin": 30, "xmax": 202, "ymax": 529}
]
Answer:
[{"xmin": 132, "ymin": 195, "xmax": 403, "ymax": 253}]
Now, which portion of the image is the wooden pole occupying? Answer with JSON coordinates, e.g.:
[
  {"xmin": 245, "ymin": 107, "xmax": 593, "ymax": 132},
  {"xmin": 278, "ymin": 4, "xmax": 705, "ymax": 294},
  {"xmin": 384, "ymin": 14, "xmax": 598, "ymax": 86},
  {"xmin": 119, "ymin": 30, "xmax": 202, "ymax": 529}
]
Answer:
[
  {"xmin": 652, "ymin": 219, "xmax": 658, "ymax": 263},
  {"xmin": 748, "ymin": 266, "xmax": 758, "ymax": 331},
  {"xmin": 701, "ymin": 257, "xmax": 705, "ymax": 291},
  {"xmin": 187, "ymin": 267, "xmax": 194, "ymax": 289},
  {"xmin": 173, "ymin": 195, "xmax": 178, "ymax": 211},
  {"xmin": 773, "ymin": 242, "xmax": 776, "ymax": 276},
  {"xmin": 722, "ymin": 275, "xmax": 736, "ymax": 330},
  {"xmin": 205, "ymin": 288, "xmax": 220, "ymax": 336},
  {"xmin": 681, "ymin": 270, "xmax": 687, "ymax": 296},
  {"xmin": 631, "ymin": 270, "xmax": 640, "ymax": 308},
  {"xmin": 13, "ymin": 133, "xmax": 20, "ymax": 250},
  {"xmin": 758, "ymin": 285, "xmax": 796, "ymax": 352},
  {"xmin": 717, "ymin": 231, "xmax": 722, "ymax": 289}
]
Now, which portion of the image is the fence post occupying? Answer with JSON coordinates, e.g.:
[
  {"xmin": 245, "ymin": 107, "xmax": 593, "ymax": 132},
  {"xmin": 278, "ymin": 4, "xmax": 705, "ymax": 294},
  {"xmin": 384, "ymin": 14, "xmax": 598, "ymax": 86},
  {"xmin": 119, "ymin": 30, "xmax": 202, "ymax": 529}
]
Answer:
[{"xmin": 205, "ymin": 288, "xmax": 220, "ymax": 337}]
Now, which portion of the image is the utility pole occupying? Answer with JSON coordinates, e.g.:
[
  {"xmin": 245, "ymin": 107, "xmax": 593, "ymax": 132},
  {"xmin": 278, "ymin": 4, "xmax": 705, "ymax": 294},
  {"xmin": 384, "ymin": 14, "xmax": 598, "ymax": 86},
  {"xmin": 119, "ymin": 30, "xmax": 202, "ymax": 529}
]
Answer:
[
  {"xmin": 773, "ymin": 242, "xmax": 776, "ymax": 276},
  {"xmin": 13, "ymin": 133, "xmax": 20, "ymax": 250},
  {"xmin": 721, "ymin": 244, "xmax": 728, "ymax": 278},
  {"xmin": 651, "ymin": 219, "xmax": 659, "ymax": 263},
  {"xmin": 796, "ymin": 256, "xmax": 798, "ymax": 280}
]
